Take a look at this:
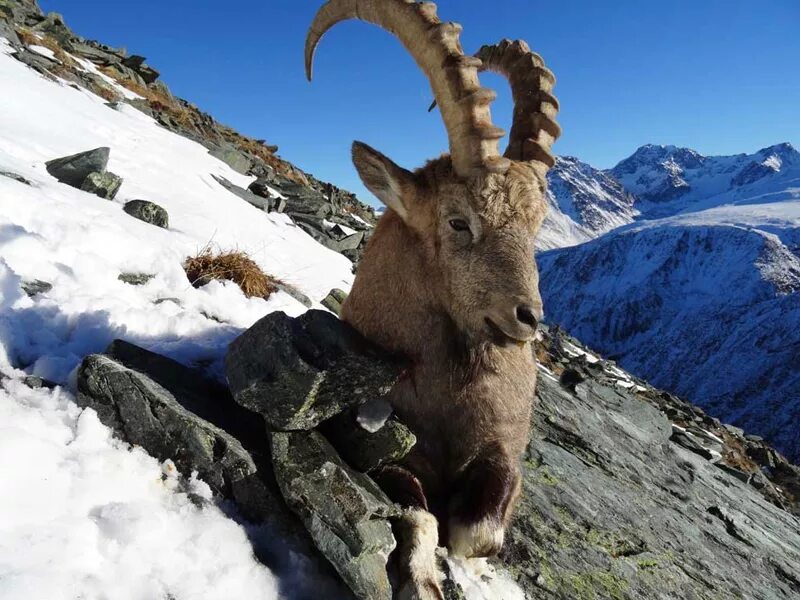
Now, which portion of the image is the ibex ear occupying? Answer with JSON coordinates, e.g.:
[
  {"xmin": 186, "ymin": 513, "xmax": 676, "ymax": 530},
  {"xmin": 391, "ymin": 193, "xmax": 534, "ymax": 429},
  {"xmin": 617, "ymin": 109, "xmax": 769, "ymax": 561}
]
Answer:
[{"xmin": 352, "ymin": 141, "xmax": 414, "ymax": 221}]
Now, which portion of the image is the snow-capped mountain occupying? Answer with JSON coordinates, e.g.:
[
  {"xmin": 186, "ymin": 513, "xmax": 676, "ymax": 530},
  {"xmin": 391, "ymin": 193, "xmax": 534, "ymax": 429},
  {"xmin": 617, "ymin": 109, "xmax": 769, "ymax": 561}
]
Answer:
[
  {"xmin": 538, "ymin": 156, "xmax": 638, "ymax": 250},
  {"xmin": 609, "ymin": 142, "xmax": 800, "ymax": 217},
  {"xmin": 538, "ymin": 144, "xmax": 800, "ymax": 461}
]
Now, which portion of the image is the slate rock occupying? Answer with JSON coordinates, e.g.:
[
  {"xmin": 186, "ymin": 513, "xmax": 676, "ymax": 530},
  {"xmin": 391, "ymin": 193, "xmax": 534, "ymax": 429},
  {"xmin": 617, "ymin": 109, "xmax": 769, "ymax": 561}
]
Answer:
[
  {"xmin": 225, "ymin": 309, "xmax": 402, "ymax": 431},
  {"xmin": 45, "ymin": 147, "xmax": 110, "ymax": 188},
  {"xmin": 321, "ymin": 288, "xmax": 348, "ymax": 315},
  {"xmin": 122, "ymin": 54, "xmax": 159, "ymax": 84},
  {"xmin": 76, "ymin": 352, "xmax": 258, "ymax": 496},
  {"xmin": 123, "ymin": 199, "xmax": 169, "ymax": 228},
  {"xmin": 213, "ymin": 174, "xmax": 269, "ymax": 211},
  {"xmin": 80, "ymin": 170, "xmax": 122, "ymax": 199},
  {"xmin": 271, "ymin": 429, "xmax": 398, "ymax": 600}
]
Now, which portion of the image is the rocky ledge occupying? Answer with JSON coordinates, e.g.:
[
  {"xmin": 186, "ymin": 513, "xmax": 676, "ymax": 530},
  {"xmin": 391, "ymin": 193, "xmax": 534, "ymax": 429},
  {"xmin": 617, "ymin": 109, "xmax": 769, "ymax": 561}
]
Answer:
[{"xmin": 74, "ymin": 307, "xmax": 800, "ymax": 599}]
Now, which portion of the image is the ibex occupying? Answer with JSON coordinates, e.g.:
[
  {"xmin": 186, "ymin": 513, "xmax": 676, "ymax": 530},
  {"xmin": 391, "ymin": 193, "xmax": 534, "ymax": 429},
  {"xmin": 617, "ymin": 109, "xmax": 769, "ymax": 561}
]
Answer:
[{"xmin": 305, "ymin": 0, "xmax": 560, "ymax": 595}]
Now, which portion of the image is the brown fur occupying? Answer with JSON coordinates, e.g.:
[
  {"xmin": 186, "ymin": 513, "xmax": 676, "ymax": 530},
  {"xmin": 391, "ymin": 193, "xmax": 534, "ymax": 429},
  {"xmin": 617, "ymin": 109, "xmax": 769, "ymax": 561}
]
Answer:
[{"xmin": 343, "ymin": 148, "xmax": 548, "ymax": 559}]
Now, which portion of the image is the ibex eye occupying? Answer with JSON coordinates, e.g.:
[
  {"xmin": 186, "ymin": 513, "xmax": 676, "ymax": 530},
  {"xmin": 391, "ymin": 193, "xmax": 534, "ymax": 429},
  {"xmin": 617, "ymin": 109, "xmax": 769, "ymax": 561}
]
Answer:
[{"xmin": 449, "ymin": 219, "xmax": 470, "ymax": 232}]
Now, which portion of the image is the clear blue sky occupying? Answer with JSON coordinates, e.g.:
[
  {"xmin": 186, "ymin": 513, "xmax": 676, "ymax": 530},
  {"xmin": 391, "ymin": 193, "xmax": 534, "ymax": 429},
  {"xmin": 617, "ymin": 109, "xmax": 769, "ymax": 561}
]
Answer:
[{"xmin": 41, "ymin": 0, "xmax": 800, "ymax": 204}]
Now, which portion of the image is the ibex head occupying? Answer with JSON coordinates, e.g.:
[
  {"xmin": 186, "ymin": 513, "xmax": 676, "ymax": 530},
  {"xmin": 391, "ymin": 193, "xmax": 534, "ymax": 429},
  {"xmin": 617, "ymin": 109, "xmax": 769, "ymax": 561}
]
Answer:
[{"xmin": 306, "ymin": 1, "xmax": 560, "ymax": 346}]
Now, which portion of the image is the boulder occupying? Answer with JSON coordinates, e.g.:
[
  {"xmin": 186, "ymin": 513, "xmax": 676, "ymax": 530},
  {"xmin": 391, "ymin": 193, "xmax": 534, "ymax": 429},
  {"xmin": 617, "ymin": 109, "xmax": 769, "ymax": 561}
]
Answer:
[
  {"xmin": 123, "ymin": 199, "xmax": 169, "ymax": 228},
  {"xmin": 1, "ymin": 169, "xmax": 32, "ymax": 185},
  {"xmin": 271, "ymin": 429, "xmax": 398, "ymax": 600},
  {"xmin": 225, "ymin": 309, "xmax": 402, "ymax": 431},
  {"xmin": 45, "ymin": 147, "xmax": 110, "ymax": 188},
  {"xmin": 321, "ymin": 288, "xmax": 348, "ymax": 315},
  {"xmin": 212, "ymin": 174, "xmax": 270, "ymax": 211},
  {"xmin": 80, "ymin": 170, "xmax": 122, "ymax": 199}
]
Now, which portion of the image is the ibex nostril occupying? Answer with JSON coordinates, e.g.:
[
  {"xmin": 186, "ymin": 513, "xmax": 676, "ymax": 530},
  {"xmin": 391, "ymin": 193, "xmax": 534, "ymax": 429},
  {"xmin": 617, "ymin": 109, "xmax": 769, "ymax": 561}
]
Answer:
[{"xmin": 516, "ymin": 305, "xmax": 538, "ymax": 328}]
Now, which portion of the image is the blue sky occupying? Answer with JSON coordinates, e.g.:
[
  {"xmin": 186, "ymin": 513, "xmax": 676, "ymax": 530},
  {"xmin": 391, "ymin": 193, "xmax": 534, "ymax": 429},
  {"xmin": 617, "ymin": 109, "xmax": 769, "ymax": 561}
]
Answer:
[{"xmin": 42, "ymin": 0, "xmax": 800, "ymax": 204}]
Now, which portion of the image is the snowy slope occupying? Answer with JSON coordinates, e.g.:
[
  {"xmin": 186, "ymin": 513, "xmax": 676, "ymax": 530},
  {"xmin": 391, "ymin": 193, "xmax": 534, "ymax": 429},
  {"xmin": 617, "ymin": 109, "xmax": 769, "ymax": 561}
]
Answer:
[
  {"xmin": 538, "ymin": 156, "xmax": 638, "ymax": 250},
  {"xmin": 538, "ymin": 203, "xmax": 800, "ymax": 461},
  {"xmin": 0, "ymin": 36, "xmax": 357, "ymax": 599}
]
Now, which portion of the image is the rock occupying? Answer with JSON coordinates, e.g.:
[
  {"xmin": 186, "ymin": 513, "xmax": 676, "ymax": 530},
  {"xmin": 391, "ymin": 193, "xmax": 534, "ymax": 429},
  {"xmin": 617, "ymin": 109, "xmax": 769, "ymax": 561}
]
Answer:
[
  {"xmin": 80, "ymin": 170, "xmax": 122, "ymax": 199},
  {"xmin": 271, "ymin": 429, "xmax": 398, "ymax": 600},
  {"xmin": 23, "ymin": 375, "xmax": 57, "ymax": 390},
  {"xmin": 0, "ymin": 18, "xmax": 21, "ymax": 46},
  {"xmin": 209, "ymin": 144, "xmax": 252, "ymax": 175},
  {"xmin": 0, "ymin": 169, "xmax": 31, "ymax": 185},
  {"xmin": 123, "ymin": 199, "xmax": 169, "ymax": 228},
  {"xmin": 212, "ymin": 174, "xmax": 270, "ymax": 211},
  {"xmin": 118, "ymin": 272, "xmax": 154, "ymax": 286},
  {"xmin": 122, "ymin": 54, "xmax": 159, "ymax": 84},
  {"xmin": 321, "ymin": 403, "xmax": 416, "ymax": 472},
  {"xmin": 274, "ymin": 281, "xmax": 312, "ymax": 308},
  {"xmin": 334, "ymin": 231, "xmax": 365, "ymax": 252},
  {"xmin": 247, "ymin": 177, "xmax": 280, "ymax": 199},
  {"xmin": 225, "ymin": 309, "xmax": 402, "ymax": 431},
  {"xmin": 77, "ymin": 352, "xmax": 259, "ymax": 496},
  {"xmin": 321, "ymin": 288, "xmax": 348, "ymax": 315},
  {"xmin": 21, "ymin": 279, "xmax": 51, "ymax": 297},
  {"xmin": 45, "ymin": 147, "xmax": 110, "ymax": 188}
]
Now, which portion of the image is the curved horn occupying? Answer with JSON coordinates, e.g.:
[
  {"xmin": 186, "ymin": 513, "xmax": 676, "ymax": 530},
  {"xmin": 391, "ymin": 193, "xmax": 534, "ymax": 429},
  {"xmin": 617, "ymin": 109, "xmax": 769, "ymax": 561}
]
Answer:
[
  {"xmin": 476, "ymin": 39, "xmax": 561, "ymax": 168},
  {"xmin": 305, "ymin": 0, "xmax": 510, "ymax": 177}
]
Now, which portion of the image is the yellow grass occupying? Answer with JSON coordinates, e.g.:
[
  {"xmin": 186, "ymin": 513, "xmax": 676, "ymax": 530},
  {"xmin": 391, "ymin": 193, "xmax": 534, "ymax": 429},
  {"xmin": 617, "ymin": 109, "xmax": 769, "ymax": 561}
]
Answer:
[{"xmin": 183, "ymin": 248, "xmax": 280, "ymax": 299}]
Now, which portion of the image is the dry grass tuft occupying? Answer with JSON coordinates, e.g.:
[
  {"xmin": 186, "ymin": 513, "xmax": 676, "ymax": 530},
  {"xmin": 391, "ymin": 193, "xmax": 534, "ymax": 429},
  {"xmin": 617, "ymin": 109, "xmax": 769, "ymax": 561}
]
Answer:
[{"xmin": 183, "ymin": 247, "xmax": 281, "ymax": 299}]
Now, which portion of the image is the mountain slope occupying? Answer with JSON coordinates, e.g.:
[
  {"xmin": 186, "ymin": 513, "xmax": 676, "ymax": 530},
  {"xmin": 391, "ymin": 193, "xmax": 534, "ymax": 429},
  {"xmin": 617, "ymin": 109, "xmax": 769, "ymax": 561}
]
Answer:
[
  {"xmin": 539, "ymin": 204, "xmax": 800, "ymax": 461},
  {"xmin": 538, "ymin": 156, "xmax": 638, "ymax": 250}
]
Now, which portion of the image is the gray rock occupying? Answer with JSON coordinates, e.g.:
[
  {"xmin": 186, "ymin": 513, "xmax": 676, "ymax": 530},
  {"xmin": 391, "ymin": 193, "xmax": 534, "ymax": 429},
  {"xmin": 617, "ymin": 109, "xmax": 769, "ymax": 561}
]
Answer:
[
  {"xmin": 495, "ymin": 357, "xmax": 800, "ymax": 599},
  {"xmin": 0, "ymin": 17, "xmax": 21, "ymax": 46},
  {"xmin": 274, "ymin": 281, "xmax": 312, "ymax": 308},
  {"xmin": 21, "ymin": 279, "xmax": 51, "ymax": 297},
  {"xmin": 225, "ymin": 309, "xmax": 402, "ymax": 431},
  {"xmin": 123, "ymin": 199, "xmax": 169, "ymax": 228},
  {"xmin": 80, "ymin": 170, "xmax": 122, "ymax": 199},
  {"xmin": 76, "ymin": 352, "xmax": 259, "ymax": 496},
  {"xmin": 271, "ymin": 429, "xmax": 398, "ymax": 600},
  {"xmin": 118, "ymin": 272, "xmax": 154, "ymax": 286},
  {"xmin": 321, "ymin": 407, "xmax": 416, "ymax": 473},
  {"xmin": 0, "ymin": 169, "xmax": 31, "ymax": 185},
  {"xmin": 209, "ymin": 144, "xmax": 252, "ymax": 175},
  {"xmin": 23, "ymin": 375, "xmax": 57, "ymax": 390},
  {"xmin": 212, "ymin": 174, "xmax": 270, "ymax": 211},
  {"xmin": 321, "ymin": 288, "xmax": 348, "ymax": 315},
  {"xmin": 122, "ymin": 54, "xmax": 159, "ymax": 84},
  {"xmin": 45, "ymin": 147, "xmax": 110, "ymax": 188}
]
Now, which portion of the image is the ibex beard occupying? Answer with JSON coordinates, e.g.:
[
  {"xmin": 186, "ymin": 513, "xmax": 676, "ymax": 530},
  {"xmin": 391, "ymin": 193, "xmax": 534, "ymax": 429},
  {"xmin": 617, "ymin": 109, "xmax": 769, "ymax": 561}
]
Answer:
[{"xmin": 305, "ymin": 0, "xmax": 560, "ymax": 595}]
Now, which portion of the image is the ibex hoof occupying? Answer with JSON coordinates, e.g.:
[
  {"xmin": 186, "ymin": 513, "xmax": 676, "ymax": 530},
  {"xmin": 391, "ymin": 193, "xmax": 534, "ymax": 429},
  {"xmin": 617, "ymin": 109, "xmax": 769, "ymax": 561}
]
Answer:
[
  {"xmin": 448, "ymin": 516, "xmax": 505, "ymax": 558},
  {"xmin": 395, "ymin": 509, "xmax": 445, "ymax": 600}
]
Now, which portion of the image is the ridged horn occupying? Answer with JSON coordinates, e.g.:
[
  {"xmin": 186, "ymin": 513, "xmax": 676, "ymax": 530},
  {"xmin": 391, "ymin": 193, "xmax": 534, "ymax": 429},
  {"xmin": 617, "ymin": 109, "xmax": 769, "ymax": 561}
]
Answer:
[
  {"xmin": 476, "ymin": 39, "xmax": 561, "ymax": 168},
  {"xmin": 305, "ymin": 0, "xmax": 510, "ymax": 178}
]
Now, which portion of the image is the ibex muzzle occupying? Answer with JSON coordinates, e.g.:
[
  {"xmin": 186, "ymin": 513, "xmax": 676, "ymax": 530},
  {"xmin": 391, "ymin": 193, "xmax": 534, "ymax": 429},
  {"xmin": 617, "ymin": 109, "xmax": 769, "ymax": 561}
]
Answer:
[{"xmin": 305, "ymin": 1, "xmax": 560, "ymax": 595}]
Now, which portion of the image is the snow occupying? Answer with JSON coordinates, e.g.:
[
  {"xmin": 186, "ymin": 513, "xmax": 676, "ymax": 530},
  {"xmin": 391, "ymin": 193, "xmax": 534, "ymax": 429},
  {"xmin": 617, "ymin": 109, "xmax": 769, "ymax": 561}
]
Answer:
[
  {"xmin": 0, "ymin": 38, "xmax": 354, "ymax": 383},
  {"xmin": 27, "ymin": 44, "xmax": 56, "ymax": 61},
  {"xmin": 70, "ymin": 54, "xmax": 144, "ymax": 100},
  {"xmin": 0, "ymin": 34, "xmax": 357, "ymax": 598},
  {"xmin": 0, "ymin": 374, "xmax": 280, "ymax": 600},
  {"xmin": 350, "ymin": 213, "xmax": 373, "ymax": 228}
]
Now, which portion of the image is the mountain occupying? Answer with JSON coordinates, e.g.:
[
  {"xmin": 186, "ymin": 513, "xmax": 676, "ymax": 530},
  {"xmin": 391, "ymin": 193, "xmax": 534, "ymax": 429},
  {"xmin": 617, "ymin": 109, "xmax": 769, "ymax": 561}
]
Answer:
[
  {"xmin": 539, "ymin": 156, "xmax": 638, "ymax": 250},
  {"xmin": 609, "ymin": 142, "xmax": 800, "ymax": 218},
  {"xmin": 1, "ymin": 2, "xmax": 799, "ymax": 599},
  {"xmin": 538, "ymin": 143, "xmax": 800, "ymax": 461}
]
